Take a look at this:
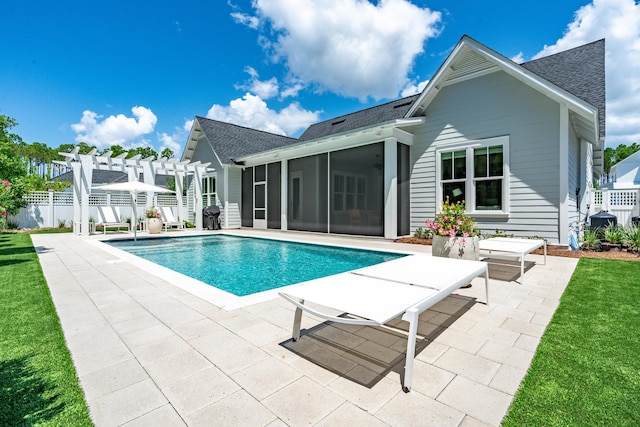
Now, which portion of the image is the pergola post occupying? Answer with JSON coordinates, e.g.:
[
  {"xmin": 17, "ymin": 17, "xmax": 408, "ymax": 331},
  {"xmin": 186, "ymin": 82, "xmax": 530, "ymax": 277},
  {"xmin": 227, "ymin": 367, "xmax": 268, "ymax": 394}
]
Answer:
[
  {"xmin": 72, "ymin": 161, "xmax": 82, "ymax": 235},
  {"xmin": 79, "ymin": 153, "xmax": 94, "ymax": 236},
  {"xmin": 175, "ymin": 170, "xmax": 185, "ymax": 222},
  {"xmin": 193, "ymin": 166, "xmax": 204, "ymax": 231},
  {"xmin": 141, "ymin": 157, "xmax": 157, "ymax": 209}
]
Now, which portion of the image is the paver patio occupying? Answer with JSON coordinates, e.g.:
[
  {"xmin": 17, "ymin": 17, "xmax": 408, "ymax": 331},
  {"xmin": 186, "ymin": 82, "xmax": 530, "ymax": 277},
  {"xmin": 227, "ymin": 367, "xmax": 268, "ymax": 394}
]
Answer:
[{"xmin": 31, "ymin": 230, "xmax": 578, "ymax": 426}]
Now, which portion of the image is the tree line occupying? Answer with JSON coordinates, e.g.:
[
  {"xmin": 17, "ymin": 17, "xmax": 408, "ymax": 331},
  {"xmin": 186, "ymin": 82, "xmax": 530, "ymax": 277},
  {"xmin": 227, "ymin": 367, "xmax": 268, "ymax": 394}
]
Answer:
[
  {"xmin": 2, "ymin": 112, "xmax": 639, "ymax": 221},
  {"xmin": 603, "ymin": 143, "xmax": 640, "ymax": 175},
  {"xmin": 0, "ymin": 114, "xmax": 175, "ymax": 219}
]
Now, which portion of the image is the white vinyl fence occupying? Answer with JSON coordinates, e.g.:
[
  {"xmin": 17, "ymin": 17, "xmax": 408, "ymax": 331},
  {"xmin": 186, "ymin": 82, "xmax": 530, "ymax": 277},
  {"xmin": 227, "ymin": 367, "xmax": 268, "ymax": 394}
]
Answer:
[
  {"xmin": 14, "ymin": 191, "xmax": 180, "ymax": 229},
  {"xmin": 590, "ymin": 189, "xmax": 640, "ymax": 227}
]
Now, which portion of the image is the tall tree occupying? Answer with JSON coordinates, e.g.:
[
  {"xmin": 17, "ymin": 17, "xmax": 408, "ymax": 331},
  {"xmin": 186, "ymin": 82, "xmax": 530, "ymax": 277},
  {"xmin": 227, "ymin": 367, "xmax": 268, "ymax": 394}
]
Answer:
[
  {"xmin": 603, "ymin": 143, "xmax": 640, "ymax": 175},
  {"xmin": 127, "ymin": 146, "xmax": 158, "ymax": 160},
  {"xmin": 160, "ymin": 147, "xmax": 174, "ymax": 160},
  {"xmin": 0, "ymin": 115, "xmax": 28, "ymax": 216},
  {"xmin": 101, "ymin": 145, "xmax": 127, "ymax": 157}
]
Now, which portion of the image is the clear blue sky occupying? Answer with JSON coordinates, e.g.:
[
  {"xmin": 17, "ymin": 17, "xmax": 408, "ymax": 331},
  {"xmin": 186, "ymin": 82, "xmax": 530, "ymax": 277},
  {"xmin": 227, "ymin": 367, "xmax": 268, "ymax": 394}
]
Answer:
[{"xmin": 1, "ymin": 0, "xmax": 638, "ymax": 155}]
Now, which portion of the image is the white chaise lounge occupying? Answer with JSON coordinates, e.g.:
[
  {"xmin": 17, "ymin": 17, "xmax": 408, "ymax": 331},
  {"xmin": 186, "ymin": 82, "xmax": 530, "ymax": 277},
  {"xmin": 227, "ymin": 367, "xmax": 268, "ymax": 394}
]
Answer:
[
  {"xmin": 160, "ymin": 207, "xmax": 184, "ymax": 231},
  {"xmin": 96, "ymin": 206, "xmax": 130, "ymax": 234},
  {"xmin": 479, "ymin": 237, "xmax": 547, "ymax": 285},
  {"xmin": 279, "ymin": 254, "xmax": 489, "ymax": 392}
]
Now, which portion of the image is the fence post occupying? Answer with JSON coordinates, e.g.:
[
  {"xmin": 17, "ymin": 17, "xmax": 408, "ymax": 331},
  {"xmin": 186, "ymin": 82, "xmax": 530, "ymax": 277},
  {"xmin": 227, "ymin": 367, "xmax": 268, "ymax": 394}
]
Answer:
[{"xmin": 48, "ymin": 190, "xmax": 54, "ymax": 228}]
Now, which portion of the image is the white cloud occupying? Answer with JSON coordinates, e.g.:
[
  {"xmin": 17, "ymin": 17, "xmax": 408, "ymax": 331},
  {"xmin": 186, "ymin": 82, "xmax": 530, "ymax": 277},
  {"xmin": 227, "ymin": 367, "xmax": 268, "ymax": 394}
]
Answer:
[
  {"xmin": 158, "ymin": 130, "xmax": 185, "ymax": 156},
  {"xmin": 71, "ymin": 106, "xmax": 158, "ymax": 148},
  {"xmin": 251, "ymin": 77, "xmax": 279, "ymax": 99},
  {"xmin": 238, "ymin": 67, "xmax": 280, "ymax": 99},
  {"xmin": 231, "ymin": 12, "xmax": 260, "ymax": 29},
  {"xmin": 250, "ymin": 0, "xmax": 442, "ymax": 100},
  {"xmin": 533, "ymin": 0, "xmax": 640, "ymax": 147},
  {"xmin": 280, "ymin": 81, "xmax": 305, "ymax": 99},
  {"xmin": 400, "ymin": 79, "xmax": 429, "ymax": 97},
  {"xmin": 510, "ymin": 52, "xmax": 525, "ymax": 64},
  {"xmin": 206, "ymin": 92, "xmax": 320, "ymax": 136}
]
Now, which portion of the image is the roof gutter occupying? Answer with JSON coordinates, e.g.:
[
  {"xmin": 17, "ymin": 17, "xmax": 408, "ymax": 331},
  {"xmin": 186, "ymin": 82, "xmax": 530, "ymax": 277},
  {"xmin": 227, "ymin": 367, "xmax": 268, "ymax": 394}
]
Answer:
[{"xmin": 235, "ymin": 117, "xmax": 424, "ymax": 164}]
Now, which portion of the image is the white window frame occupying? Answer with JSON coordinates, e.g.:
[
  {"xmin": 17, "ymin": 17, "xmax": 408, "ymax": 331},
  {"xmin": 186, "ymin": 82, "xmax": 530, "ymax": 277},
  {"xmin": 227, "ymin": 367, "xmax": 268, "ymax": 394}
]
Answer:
[
  {"xmin": 435, "ymin": 135, "xmax": 510, "ymax": 216},
  {"xmin": 201, "ymin": 176, "xmax": 216, "ymax": 207},
  {"xmin": 331, "ymin": 171, "xmax": 366, "ymax": 213}
]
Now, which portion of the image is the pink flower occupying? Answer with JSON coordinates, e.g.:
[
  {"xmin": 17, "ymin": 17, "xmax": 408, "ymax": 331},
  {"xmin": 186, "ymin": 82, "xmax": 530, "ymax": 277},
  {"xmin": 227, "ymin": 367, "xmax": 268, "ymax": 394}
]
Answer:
[
  {"xmin": 1, "ymin": 210, "xmax": 6, "ymax": 217},
  {"xmin": 1, "ymin": 180, "xmax": 10, "ymax": 187}
]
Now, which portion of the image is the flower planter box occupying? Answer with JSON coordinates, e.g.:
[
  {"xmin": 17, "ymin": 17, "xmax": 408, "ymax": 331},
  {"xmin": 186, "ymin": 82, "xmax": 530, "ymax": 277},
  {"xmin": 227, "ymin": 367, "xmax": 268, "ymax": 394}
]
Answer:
[{"xmin": 432, "ymin": 235, "xmax": 480, "ymax": 261}]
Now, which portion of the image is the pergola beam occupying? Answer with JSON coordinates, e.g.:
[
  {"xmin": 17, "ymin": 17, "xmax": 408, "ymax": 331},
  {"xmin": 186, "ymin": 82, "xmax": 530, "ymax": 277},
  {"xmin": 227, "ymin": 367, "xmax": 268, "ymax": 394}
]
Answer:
[{"xmin": 60, "ymin": 152, "xmax": 215, "ymax": 236}]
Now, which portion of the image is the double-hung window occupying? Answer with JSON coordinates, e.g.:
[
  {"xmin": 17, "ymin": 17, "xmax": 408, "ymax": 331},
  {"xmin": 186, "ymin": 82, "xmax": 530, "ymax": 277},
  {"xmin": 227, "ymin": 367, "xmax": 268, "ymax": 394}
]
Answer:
[
  {"xmin": 437, "ymin": 136, "xmax": 509, "ymax": 214},
  {"xmin": 332, "ymin": 172, "xmax": 366, "ymax": 212},
  {"xmin": 474, "ymin": 145, "xmax": 503, "ymax": 210},
  {"xmin": 441, "ymin": 150, "xmax": 467, "ymax": 204}
]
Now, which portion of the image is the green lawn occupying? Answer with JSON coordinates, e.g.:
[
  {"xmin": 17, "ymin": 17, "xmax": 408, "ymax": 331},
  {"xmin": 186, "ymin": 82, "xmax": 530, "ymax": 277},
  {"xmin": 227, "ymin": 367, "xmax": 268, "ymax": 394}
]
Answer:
[
  {"xmin": 0, "ymin": 233, "xmax": 92, "ymax": 426},
  {"xmin": 503, "ymin": 258, "xmax": 640, "ymax": 426}
]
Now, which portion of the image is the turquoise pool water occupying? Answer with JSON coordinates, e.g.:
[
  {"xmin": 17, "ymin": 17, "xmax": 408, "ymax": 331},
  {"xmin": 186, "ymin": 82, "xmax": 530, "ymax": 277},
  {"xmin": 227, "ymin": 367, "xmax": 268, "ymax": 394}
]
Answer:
[{"xmin": 108, "ymin": 235, "xmax": 405, "ymax": 296}]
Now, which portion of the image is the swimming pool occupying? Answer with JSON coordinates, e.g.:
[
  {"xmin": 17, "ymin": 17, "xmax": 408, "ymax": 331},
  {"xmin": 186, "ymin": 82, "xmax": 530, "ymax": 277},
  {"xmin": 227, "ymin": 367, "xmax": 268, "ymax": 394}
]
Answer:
[{"xmin": 107, "ymin": 235, "xmax": 405, "ymax": 296}]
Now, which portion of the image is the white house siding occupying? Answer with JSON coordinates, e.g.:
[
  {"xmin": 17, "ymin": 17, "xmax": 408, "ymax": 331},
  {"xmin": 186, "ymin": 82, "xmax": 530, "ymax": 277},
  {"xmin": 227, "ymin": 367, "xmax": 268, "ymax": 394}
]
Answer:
[
  {"xmin": 186, "ymin": 176, "xmax": 195, "ymax": 223},
  {"xmin": 224, "ymin": 167, "xmax": 242, "ymax": 228},
  {"xmin": 567, "ymin": 125, "xmax": 581, "ymax": 229},
  {"xmin": 189, "ymin": 137, "xmax": 223, "ymax": 225},
  {"xmin": 410, "ymin": 70, "xmax": 565, "ymax": 243}
]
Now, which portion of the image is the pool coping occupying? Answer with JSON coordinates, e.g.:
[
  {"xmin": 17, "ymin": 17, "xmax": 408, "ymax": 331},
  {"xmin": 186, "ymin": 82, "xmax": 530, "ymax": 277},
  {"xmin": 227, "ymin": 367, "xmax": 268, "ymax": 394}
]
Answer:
[{"xmin": 88, "ymin": 229, "xmax": 427, "ymax": 310}]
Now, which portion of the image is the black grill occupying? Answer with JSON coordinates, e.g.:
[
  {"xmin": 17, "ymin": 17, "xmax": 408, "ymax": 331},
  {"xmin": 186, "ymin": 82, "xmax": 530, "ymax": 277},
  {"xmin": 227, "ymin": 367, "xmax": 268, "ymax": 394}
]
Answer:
[
  {"xmin": 589, "ymin": 211, "xmax": 617, "ymax": 229},
  {"xmin": 203, "ymin": 206, "xmax": 221, "ymax": 230}
]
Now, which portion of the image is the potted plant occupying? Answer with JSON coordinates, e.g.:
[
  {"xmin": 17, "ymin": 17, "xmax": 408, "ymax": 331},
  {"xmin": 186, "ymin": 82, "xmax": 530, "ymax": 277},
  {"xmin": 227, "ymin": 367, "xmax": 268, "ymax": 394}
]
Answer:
[
  {"xmin": 425, "ymin": 199, "xmax": 480, "ymax": 261},
  {"xmin": 145, "ymin": 205, "xmax": 162, "ymax": 234}
]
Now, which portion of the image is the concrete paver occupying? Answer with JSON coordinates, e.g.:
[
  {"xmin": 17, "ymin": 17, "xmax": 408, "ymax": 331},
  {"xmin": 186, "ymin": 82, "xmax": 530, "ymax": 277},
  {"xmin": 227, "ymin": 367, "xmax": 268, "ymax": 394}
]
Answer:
[{"xmin": 31, "ymin": 230, "xmax": 579, "ymax": 426}]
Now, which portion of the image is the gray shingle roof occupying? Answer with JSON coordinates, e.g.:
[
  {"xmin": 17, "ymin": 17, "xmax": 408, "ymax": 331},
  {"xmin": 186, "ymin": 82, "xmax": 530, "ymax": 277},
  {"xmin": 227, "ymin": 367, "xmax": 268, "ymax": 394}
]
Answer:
[
  {"xmin": 54, "ymin": 170, "xmax": 169, "ymax": 186},
  {"xmin": 520, "ymin": 39, "xmax": 605, "ymax": 139},
  {"xmin": 196, "ymin": 116, "xmax": 298, "ymax": 164},
  {"xmin": 194, "ymin": 40, "xmax": 605, "ymax": 161},
  {"xmin": 298, "ymin": 95, "xmax": 419, "ymax": 141},
  {"xmin": 55, "ymin": 170, "xmax": 128, "ymax": 184}
]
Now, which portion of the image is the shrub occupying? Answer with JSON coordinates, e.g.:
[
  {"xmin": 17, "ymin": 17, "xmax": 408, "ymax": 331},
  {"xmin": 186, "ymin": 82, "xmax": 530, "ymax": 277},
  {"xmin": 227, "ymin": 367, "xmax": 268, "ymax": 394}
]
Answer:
[
  {"xmin": 603, "ymin": 223, "xmax": 624, "ymax": 244},
  {"xmin": 580, "ymin": 228, "xmax": 601, "ymax": 251},
  {"xmin": 413, "ymin": 226, "xmax": 432, "ymax": 239},
  {"xmin": 488, "ymin": 228, "xmax": 514, "ymax": 238},
  {"xmin": 623, "ymin": 225, "xmax": 640, "ymax": 253}
]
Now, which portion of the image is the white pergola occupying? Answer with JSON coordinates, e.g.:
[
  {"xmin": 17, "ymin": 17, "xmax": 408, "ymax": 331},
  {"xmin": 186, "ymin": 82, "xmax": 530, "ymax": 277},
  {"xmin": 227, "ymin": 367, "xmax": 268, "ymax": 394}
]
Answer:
[{"xmin": 56, "ymin": 148, "xmax": 215, "ymax": 236}]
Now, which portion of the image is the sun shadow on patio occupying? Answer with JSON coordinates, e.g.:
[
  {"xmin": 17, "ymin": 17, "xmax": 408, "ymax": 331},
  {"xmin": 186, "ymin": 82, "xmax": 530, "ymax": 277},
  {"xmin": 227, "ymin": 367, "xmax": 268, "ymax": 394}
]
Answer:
[
  {"xmin": 280, "ymin": 294, "xmax": 477, "ymax": 388},
  {"xmin": 483, "ymin": 258, "xmax": 536, "ymax": 282}
]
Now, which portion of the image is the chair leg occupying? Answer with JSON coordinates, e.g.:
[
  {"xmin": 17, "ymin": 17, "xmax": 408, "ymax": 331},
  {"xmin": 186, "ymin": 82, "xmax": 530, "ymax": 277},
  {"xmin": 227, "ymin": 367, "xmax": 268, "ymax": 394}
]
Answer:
[
  {"xmin": 402, "ymin": 308, "xmax": 420, "ymax": 392},
  {"xmin": 292, "ymin": 305, "xmax": 303, "ymax": 341}
]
